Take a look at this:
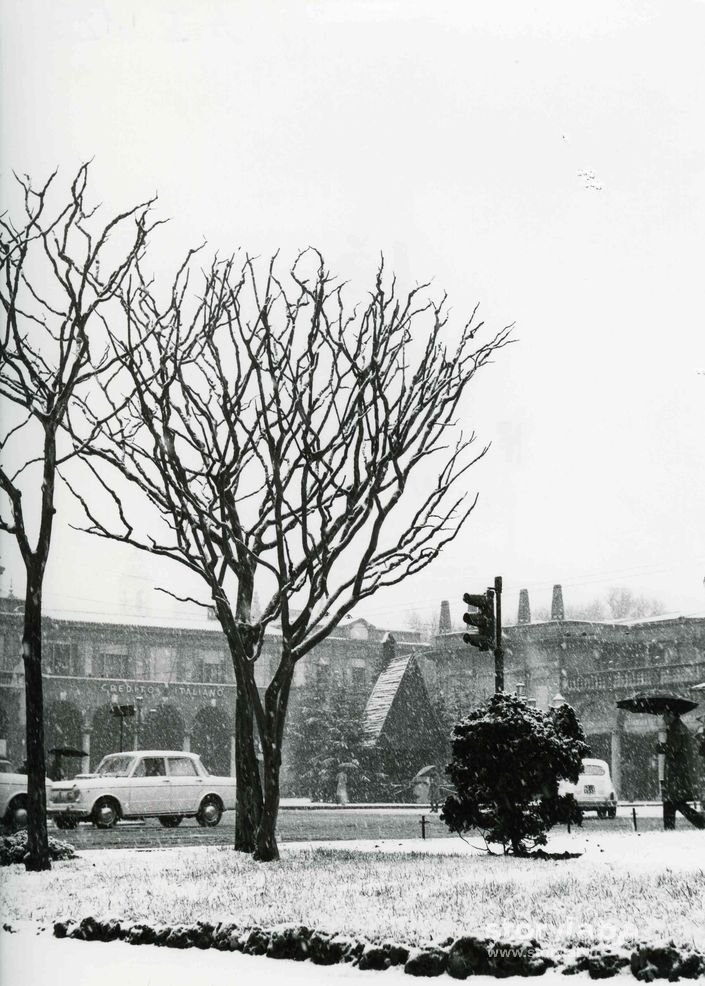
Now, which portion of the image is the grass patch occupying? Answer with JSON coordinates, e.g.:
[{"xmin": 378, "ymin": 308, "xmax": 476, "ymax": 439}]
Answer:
[{"xmin": 2, "ymin": 834, "xmax": 704, "ymax": 953}]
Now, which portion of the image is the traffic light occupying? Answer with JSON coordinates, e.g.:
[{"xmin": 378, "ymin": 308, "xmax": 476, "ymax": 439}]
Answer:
[{"xmin": 462, "ymin": 590, "xmax": 495, "ymax": 651}]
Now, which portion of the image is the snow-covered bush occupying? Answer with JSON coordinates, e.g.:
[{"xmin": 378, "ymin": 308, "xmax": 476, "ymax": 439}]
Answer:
[
  {"xmin": 442, "ymin": 692, "xmax": 589, "ymax": 855},
  {"xmin": 0, "ymin": 830, "xmax": 77, "ymax": 866}
]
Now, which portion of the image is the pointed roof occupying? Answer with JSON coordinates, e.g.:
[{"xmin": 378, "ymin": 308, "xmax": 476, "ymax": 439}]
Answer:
[{"xmin": 362, "ymin": 653, "xmax": 439, "ymax": 750}]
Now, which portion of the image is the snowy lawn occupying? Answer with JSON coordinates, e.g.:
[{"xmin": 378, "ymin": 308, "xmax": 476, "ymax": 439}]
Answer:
[{"xmin": 2, "ymin": 829, "xmax": 704, "ymax": 953}]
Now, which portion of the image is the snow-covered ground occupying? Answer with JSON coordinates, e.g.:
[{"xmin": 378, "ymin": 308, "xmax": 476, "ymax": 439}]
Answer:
[{"xmin": 3, "ymin": 829, "xmax": 703, "ymax": 985}]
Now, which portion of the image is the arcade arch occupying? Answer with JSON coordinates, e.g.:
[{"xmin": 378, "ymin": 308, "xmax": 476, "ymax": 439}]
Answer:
[
  {"xmin": 191, "ymin": 705, "xmax": 233, "ymax": 776},
  {"xmin": 0, "ymin": 700, "xmax": 8, "ymax": 758},
  {"xmin": 91, "ymin": 703, "xmax": 137, "ymax": 768},
  {"xmin": 44, "ymin": 700, "xmax": 83, "ymax": 779},
  {"xmin": 140, "ymin": 703, "xmax": 184, "ymax": 751}
]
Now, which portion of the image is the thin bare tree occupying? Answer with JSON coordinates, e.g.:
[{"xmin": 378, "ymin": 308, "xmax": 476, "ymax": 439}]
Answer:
[
  {"xmin": 69, "ymin": 248, "xmax": 512, "ymax": 860},
  {"xmin": 0, "ymin": 166, "xmax": 153, "ymax": 868}
]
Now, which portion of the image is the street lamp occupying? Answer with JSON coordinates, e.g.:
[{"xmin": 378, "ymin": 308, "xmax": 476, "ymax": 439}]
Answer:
[
  {"xmin": 135, "ymin": 695, "xmax": 143, "ymax": 748},
  {"xmin": 111, "ymin": 704, "xmax": 135, "ymax": 752},
  {"xmin": 550, "ymin": 691, "xmax": 567, "ymax": 709}
]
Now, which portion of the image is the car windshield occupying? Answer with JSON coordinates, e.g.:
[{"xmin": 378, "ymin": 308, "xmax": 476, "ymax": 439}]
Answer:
[{"xmin": 95, "ymin": 755, "xmax": 136, "ymax": 777}]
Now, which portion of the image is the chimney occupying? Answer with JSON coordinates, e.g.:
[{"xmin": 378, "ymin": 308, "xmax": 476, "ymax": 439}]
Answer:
[
  {"xmin": 381, "ymin": 632, "xmax": 397, "ymax": 667},
  {"xmin": 517, "ymin": 589, "xmax": 531, "ymax": 625},
  {"xmin": 551, "ymin": 584, "xmax": 565, "ymax": 622},
  {"xmin": 438, "ymin": 600, "xmax": 452, "ymax": 634}
]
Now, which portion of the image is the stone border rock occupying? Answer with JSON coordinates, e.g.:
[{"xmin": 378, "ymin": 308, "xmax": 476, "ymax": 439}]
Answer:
[{"xmin": 44, "ymin": 917, "xmax": 705, "ymax": 980}]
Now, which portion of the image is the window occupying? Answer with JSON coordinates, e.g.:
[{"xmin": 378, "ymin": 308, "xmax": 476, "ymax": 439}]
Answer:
[
  {"xmin": 134, "ymin": 757, "xmax": 166, "ymax": 778},
  {"xmin": 48, "ymin": 642, "xmax": 80, "ymax": 676},
  {"xmin": 96, "ymin": 755, "xmax": 135, "ymax": 777},
  {"xmin": 350, "ymin": 662, "xmax": 366, "ymax": 687},
  {"xmin": 93, "ymin": 647, "xmax": 129, "ymax": 679},
  {"xmin": 168, "ymin": 757, "xmax": 198, "ymax": 777},
  {"xmin": 150, "ymin": 646, "xmax": 177, "ymax": 682},
  {"xmin": 194, "ymin": 649, "xmax": 224, "ymax": 683}
]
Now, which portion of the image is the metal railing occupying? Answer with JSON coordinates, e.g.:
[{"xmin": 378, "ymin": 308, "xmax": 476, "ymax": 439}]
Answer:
[{"xmin": 565, "ymin": 662, "xmax": 705, "ymax": 694}]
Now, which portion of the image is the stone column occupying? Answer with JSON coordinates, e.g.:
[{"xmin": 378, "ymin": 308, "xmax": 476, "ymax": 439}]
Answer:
[
  {"xmin": 183, "ymin": 733, "xmax": 191, "ymax": 753},
  {"xmin": 230, "ymin": 733, "xmax": 236, "ymax": 778},
  {"xmin": 610, "ymin": 725, "xmax": 622, "ymax": 799},
  {"xmin": 81, "ymin": 729, "xmax": 91, "ymax": 774}
]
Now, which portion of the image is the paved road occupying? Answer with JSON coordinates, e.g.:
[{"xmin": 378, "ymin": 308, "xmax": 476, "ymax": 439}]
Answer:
[{"xmin": 48, "ymin": 803, "xmax": 670, "ymax": 851}]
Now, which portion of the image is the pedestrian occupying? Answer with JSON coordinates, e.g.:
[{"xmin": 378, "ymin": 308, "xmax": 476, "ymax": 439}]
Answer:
[
  {"xmin": 428, "ymin": 767, "xmax": 441, "ymax": 814},
  {"xmin": 696, "ymin": 717, "xmax": 705, "ymax": 810},
  {"xmin": 658, "ymin": 709, "xmax": 705, "ymax": 830}
]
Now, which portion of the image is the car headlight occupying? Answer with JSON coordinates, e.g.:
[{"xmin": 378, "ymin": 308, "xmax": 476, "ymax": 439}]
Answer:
[{"xmin": 54, "ymin": 788, "xmax": 82, "ymax": 803}]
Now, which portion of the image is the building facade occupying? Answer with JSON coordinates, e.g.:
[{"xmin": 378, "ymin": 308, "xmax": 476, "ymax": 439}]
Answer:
[
  {"xmin": 421, "ymin": 586, "xmax": 705, "ymax": 800},
  {"xmin": 2, "ymin": 586, "xmax": 704, "ymax": 800},
  {"xmin": 0, "ymin": 596, "xmax": 422, "ymax": 783}
]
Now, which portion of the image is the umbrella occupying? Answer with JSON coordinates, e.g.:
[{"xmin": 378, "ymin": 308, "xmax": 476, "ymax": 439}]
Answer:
[
  {"xmin": 616, "ymin": 692, "xmax": 698, "ymax": 716},
  {"xmin": 412, "ymin": 764, "xmax": 439, "ymax": 780},
  {"xmin": 336, "ymin": 761, "xmax": 359, "ymax": 771},
  {"xmin": 691, "ymin": 683, "xmax": 705, "ymax": 692},
  {"xmin": 49, "ymin": 747, "xmax": 88, "ymax": 758}
]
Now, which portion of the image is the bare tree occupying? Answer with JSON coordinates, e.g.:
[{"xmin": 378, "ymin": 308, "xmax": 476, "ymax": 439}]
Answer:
[
  {"xmin": 69, "ymin": 248, "xmax": 512, "ymax": 860},
  {"xmin": 534, "ymin": 588, "xmax": 664, "ymax": 623},
  {"xmin": 605, "ymin": 587, "xmax": 663, "ymax": 621},
  {"xmin": 0, "ymin": 167, "xmax": 153, "ymax": 868}
]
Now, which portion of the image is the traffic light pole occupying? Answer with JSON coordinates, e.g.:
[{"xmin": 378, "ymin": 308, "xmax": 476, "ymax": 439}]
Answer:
[
  {"xmin": 494, "ymin": 575, "xmax": 504, "ymax": 693},
  {"xmin": 462, "ymin": 575, "xmax": 504, "ymax": 693}
]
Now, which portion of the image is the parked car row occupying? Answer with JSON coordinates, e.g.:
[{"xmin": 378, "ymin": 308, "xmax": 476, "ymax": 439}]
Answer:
[{"xmin": 3, "ymin": 752, "xmax": 616, "ymax": 831}]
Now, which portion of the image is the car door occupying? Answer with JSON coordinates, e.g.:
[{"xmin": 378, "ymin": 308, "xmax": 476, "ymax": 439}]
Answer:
[
  {"xmin": 165, "ymin": 755, "xmax": 205, "ymax": 814},
  {"xmin": 126, "ymin": 756, "xmax": 171, "ymax": 816}
]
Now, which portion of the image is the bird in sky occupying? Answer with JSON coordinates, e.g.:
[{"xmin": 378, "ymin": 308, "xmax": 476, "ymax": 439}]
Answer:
[{"xmin": 577, "ymin": 168, "xmax": 603, "ymax": 191}]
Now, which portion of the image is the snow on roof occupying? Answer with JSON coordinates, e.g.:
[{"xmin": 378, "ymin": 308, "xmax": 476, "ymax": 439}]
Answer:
[
  {"xmin": 361, "ymin": 654, "xmax": 413, "ymax": 746},
  {"xmin": 30, "ymin": 607, "xmax": 284, "ymax": 636}
]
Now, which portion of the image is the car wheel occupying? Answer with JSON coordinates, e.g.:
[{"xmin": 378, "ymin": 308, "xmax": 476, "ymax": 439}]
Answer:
[
  {"xmin": 158, "ymin": 815, "xmax": 183, "ymax": 828},
  {"xmin": 54, "ymin": 817, "xmax": 78, "ymax": 830},
  {"xmin": 92, "ymin": 798, "xmax": 120, "ymax": 829},
  {"xmin": 607, "ymin": 804, "xmax": 617, "ymax": 819},
  {"xmin": 6, "ymin": 796, "xmax": 28, "ymax": 830},
  {"xmin": 196, "ymin": 796, "xmax": 223, "ymax": 827},
  {"xmin": 596, "ymin": 807, "xmax": 606, "ymax": 819}
]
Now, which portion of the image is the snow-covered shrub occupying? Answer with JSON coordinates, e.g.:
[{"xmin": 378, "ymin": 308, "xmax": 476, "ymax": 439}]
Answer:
[
  {"xmin": 0, "ymin": 830, "xmax": 77, "ymax": 866},
  {"xmin": 442, "ymin": 692, "xmax": 589, "ymax": 855}
]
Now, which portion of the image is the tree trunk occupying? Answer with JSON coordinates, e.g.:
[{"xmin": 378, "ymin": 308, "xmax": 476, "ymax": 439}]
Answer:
[
  {"xmin": 234, "ymin": 687, "xmax": 262, "ymax": 853},
  {"xmin": 253, "ymin": 667, "xmax": 293, "ymax": 862},
  {"xmin": 253, "ymin": 733, "xmax": 281, "ymax": 862},
  {"xmin": 22, "ymin": 579, "xmax": 51, "ymax": 871}
]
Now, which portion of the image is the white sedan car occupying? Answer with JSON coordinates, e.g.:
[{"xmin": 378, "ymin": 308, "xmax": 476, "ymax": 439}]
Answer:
[
  {"xmin": 47, "ymin": 750, "xmax": 236, "ymax": 830},
  {"xmin": 0, "ymin": 757, "xmax": 54, "ymax": 829},
  {"xmin": 559, "ymin": 757, "xmax": 618, "ymax": 818}
]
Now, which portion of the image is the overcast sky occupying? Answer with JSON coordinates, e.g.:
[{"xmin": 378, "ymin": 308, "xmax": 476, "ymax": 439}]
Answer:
[{"xmin": 1, "ymin": 0, "xmax": 705, "ymax": 629}]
